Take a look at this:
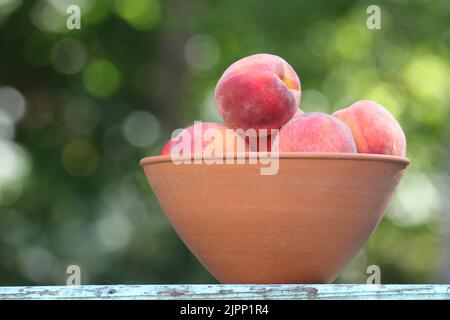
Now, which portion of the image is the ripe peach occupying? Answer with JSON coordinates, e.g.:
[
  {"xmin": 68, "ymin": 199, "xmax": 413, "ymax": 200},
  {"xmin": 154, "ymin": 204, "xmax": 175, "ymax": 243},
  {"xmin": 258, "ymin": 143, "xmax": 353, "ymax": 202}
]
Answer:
[
  {"xmin": 275, "ymin": 112, "xmax": 356, "ymax": 153},
  {"xmin": 160, "ymin": 122, "xmax": 247, "ymax": 156},
  {"xmin": 215, "ymin": 53, "xmax": 301, "ymax": 132},
  {"xmin": 247, "ymin": 108, "xmax": 338, "ymax": 152},
  {"xmin": 332, "ymin": 100, "xmax": 406, "ymax": 157},
  {"xmin": 160, "ymin": 139, "xmax": 173, "ymax": 155}
]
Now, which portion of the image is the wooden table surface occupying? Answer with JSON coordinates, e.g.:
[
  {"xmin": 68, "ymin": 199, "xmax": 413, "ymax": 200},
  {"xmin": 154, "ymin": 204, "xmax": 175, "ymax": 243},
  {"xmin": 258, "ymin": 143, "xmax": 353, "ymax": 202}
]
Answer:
[{"xmin": 0, "ymin": 284, "xmax": 449, "ymax": 300}]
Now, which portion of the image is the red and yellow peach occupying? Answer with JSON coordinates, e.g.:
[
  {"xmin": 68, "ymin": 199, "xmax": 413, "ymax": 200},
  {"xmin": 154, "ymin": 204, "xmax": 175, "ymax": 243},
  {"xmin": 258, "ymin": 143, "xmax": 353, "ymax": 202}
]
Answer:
[
  {"xmin": 215, "ymin": 54, "xmax": 301, "ymax": 132},
  {"xmin": 160, "ymin": 122, "xmax": 247, "ymax": 156},
  {"xmin": 332, "ymin": 100, "xmax": 406, "ymax": 157},
  {"xmin": 274, "ymin": 112, "xmax": 356, "ymax": 153}
]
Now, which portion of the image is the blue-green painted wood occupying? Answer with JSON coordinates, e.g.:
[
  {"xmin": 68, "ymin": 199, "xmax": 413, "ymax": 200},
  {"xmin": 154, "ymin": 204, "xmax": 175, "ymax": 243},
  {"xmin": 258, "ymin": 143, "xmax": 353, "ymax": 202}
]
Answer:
[{"xmin": 0, "ymin": 284, "xmax": 449, "ymax": 300}]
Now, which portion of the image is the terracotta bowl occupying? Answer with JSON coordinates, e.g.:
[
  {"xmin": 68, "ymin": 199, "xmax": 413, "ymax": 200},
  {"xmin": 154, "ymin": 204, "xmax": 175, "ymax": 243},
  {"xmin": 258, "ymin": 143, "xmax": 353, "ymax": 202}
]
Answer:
[{"xmin": 140, "ymin": 153, "xmax": 409, "ymax": 284}]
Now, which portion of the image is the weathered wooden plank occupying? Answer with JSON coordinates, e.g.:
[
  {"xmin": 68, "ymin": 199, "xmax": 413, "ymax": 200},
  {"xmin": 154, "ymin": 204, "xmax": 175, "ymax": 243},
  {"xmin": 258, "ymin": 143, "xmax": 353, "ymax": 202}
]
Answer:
[{"xmin": 0, "ymin": 285, "xmax": 449, "ymax": 300}]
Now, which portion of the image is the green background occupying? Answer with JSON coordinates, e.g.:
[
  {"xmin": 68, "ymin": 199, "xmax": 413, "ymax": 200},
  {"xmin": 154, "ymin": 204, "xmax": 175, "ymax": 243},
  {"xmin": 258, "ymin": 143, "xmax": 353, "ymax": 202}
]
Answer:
[{"xmin": 1, "ymin": 0, "xmax": 449, "ymax": 284}]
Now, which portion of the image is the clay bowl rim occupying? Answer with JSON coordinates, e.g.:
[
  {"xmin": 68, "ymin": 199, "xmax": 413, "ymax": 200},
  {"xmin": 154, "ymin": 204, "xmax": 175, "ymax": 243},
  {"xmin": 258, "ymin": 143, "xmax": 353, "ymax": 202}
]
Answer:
[{"xmin": 140, "ymin": 152, "xmax": 410, "ymax": 167}]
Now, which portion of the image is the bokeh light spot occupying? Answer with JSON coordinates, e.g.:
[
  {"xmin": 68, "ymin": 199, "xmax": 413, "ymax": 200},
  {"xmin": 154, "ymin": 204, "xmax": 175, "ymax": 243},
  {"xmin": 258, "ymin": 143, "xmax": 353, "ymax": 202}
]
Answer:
[
  {"xmin": 300, "ymin": 89, "xmax": 330, "ymax": 113},
  {"xmin": 403, "ymin": 54, "xmax": 448, "ymax": 101},
  {"xmin": 334, "ymin": 23, "xmax": 373, "ymax": 60},
  {"xmin": 389, "ymin": 171, "xmax": 441, "ymax": 226},
  {"xmin": 365, "ymin": 83, "xmax": 404, "ymax": 118},
  {"xmin": 185, "ymin": 34, "xmax": 221, "ymax": 72},
  {"xmin": 96, "ymin": 212, "xmax": 133, "ymax": 251},
  {"xmin": 0, "ymin": 86, "xmax": 26, "ymax": 122},
  {"xmin": 0, "ymin": 140, "xmax": 30, "ymax": 183},
  {"xmin": 114, "ymin": 0, "xmax": 160, "ymax": 31},
  {"xmin": 18, "ymin": 246, "xmax": 60, "ymax": 283},
  {"xmin": 62, "ymin": 139, "xmax": 100, "ymax": 177},
  {"xmin": 51, "ymin": 38, "xmax": 87, "ymax": 74},
  {"xmin": 0, "ymin": 0, "xmax": 22, "ymax": 16},
  {"xmin": 122, "ymin": 110, "xmax": 161, "ymax": 148},
  {"xmin": 0, "ymin": 111, "xmax": 15, "ymax": 139},
  {"xmin": 30, "ymin": 1, "xmax": 65, "ymax": 33},
  {"xmin": 82, "ymin": 59, "xmax": 122, "ymax": 97}
]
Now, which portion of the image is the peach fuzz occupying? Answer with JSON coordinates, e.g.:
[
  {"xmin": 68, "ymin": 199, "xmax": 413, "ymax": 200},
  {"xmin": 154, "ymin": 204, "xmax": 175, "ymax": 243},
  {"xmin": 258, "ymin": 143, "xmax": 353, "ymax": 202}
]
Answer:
[
  {"xmin": 215, "ymin": 53, "xmax": 301, "ymax": 132},
  {"xmin": 160, "ymin": 122, "xmax": 247, "ymax": 156},
  {"xmin": 274, "ymin": 112, "xmax": 356, "ymax": 153},
  {"xmin": 332, "ymin": 100, "xmax": 406, "ymax": 157}
]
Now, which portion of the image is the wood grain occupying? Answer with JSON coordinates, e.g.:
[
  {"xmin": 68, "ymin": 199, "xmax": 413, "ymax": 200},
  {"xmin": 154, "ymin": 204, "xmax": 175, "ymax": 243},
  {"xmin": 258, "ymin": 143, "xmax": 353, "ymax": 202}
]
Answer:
[{"xmin": 0, "ymin": 285, "xmax": 449, "ymax": 300}]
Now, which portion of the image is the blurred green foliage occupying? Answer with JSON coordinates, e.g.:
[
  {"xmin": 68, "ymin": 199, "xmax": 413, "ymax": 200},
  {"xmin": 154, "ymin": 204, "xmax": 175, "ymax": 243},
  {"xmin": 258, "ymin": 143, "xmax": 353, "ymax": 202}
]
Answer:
[{"xmin": 0, "ymin": 0, "xmax": 450, "ymax": 285}]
